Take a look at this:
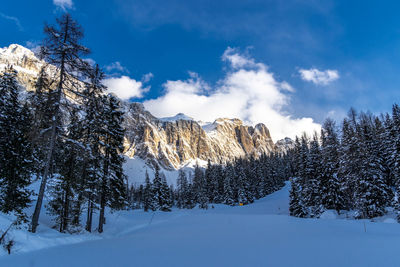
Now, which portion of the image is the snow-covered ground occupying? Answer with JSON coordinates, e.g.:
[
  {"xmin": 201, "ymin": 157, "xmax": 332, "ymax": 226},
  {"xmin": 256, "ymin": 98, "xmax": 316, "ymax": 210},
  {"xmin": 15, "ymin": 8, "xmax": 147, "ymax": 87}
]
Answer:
[{"xmin": 1, "ymin": 183, "xmax": 400, "ymax": 267}]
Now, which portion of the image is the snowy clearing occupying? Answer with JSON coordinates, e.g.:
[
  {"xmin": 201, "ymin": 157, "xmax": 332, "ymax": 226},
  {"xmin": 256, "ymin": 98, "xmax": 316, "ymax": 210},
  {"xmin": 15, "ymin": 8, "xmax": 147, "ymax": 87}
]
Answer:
[{"xmin": 1, "ymin": 183, "xmax": 400, "ymax": 267}]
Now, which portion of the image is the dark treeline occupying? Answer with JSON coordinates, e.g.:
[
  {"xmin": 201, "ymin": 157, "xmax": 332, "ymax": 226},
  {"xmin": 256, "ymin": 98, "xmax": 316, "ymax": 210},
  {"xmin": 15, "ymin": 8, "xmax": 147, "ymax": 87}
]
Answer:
[
  {"xmin": 0, "ymin": 13, "xmax": 127, "ymax": 233},
  {"xmin": 128, "ymin": 153, "xmax": 293, "ymax": 211},
  {"xmin": 290, "ymin": 106, "xmax": 400, "ymax": 220}
]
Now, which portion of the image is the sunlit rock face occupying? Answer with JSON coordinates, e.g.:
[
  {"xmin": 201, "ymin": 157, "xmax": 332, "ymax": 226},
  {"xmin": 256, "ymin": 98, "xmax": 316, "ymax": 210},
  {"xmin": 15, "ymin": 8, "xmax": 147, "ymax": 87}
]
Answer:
[{"xmin": 123, "ymin": 103, "xmax": 276, "ymax": 169}]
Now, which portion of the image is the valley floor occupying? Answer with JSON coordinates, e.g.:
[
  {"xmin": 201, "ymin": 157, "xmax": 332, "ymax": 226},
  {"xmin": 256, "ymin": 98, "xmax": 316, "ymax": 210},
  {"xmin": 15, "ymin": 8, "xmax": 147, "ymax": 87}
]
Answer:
[{"xmin": 1, "ymin": 183, "xmax": 400, "ymax": 267}]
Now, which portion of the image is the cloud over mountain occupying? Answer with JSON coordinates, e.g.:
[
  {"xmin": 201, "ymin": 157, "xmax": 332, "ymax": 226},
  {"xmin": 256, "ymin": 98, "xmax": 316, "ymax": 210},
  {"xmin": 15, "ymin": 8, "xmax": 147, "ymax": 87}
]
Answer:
[{"xmin": 144, "ymin": 48, "xmax": 320, "ymax": 141}]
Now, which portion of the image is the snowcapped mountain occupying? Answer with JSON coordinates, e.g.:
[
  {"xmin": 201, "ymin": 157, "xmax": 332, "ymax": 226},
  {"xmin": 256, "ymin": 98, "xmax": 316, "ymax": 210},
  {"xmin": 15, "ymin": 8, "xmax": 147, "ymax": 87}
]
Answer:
[
  {"xmin": 275, "ymin": 137, "xmax": 295, "ymax": 154},
  {"xmin": 123, "ymin": 103, "xmax": 275, "ymax": 169},
  {"xmin": 0, "ymin": 43, "xmax": 290, "ymax": 171}
]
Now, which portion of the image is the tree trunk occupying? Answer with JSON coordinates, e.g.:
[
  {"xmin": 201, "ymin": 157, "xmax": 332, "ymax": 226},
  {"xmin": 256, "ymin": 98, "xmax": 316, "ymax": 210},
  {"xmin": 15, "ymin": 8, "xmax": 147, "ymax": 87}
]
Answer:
[
  {"xmin": 62, "ymin": 186, "xmax": 70, "ymax": 232},
  {"xmin": 85, "ymin": 197, "xmax": 93, "ymax": 232},
  {"xmin": 98, "ymin": 188, "xmax": 105, "ymax": 233}
]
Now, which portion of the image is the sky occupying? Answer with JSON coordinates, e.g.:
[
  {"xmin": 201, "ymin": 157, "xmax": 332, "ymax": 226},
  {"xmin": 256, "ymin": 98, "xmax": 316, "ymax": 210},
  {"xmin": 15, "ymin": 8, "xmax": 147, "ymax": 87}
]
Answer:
[{"xmin": 1, "ymin": 0, "xmax": 400, "ymax": 140}]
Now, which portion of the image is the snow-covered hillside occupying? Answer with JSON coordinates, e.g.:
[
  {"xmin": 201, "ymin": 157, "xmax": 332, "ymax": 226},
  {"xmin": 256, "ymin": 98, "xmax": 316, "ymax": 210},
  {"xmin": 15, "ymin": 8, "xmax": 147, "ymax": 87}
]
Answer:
[{"xmin": 1, "ymin": 183, "xmax": 400, "ymax": 267}]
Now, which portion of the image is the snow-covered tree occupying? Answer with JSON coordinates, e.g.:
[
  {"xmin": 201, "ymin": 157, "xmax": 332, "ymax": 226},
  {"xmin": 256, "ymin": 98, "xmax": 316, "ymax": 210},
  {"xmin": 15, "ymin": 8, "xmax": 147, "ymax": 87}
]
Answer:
[{"xmin": 0, "ymin": 67, "xmax": 33, "ymax": 221}]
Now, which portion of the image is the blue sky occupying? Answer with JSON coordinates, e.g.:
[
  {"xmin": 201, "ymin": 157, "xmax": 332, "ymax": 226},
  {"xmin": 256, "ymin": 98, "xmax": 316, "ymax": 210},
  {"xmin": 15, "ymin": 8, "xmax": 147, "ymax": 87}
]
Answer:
[{"xmin": 1, "ymin": 0, "xmax": 400, "ymax": 140}]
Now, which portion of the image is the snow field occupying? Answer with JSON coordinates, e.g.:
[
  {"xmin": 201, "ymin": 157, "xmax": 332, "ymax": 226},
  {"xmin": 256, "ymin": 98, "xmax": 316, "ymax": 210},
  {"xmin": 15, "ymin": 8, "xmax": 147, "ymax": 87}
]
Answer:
[{"xmin": 1, "ymin": 183, "xmax": 400, "ymax": 267}]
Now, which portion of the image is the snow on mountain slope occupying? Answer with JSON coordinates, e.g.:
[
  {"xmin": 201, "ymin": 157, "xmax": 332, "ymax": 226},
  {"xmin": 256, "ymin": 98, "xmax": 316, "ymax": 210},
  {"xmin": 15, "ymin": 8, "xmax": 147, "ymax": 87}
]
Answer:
[
  {"xmin": 159, "ymin": 113, "xmax": 194, "ymax": 122},
  {"xmin": 2, "ymin": 183, "xmax": 400, "ymax": 267}
]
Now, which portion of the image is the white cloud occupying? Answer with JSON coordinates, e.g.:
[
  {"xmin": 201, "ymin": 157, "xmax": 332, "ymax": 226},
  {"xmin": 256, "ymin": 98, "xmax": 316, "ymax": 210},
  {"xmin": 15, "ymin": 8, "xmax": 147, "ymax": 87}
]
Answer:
[
  {"xmin": 104, "ymin": 76, "xmax": 148, "ymax": 100},
  {"xmin": 105, "ymin": 61, "xmax": 129, "ymax": 73},
  {"xmin": 299, "ymin": 68, "xmax": 339, "ymax": 85},
  {"xmin": 222, "ymin": 47, "xmax": 256, "ymax": 69},
  {"xmin": 53, "ymin": 0, "xmax": 73, "ymax": 10},
  {"xmin": 142, "ymin": 72, "xmax": 154, "ymax": 83},
  {"xmin": 0, "ymin": 12, "xmax": 23, "ymax": 31},
  {"xmin": 144, "ymin": 48, "xmax": 320, "ymax": 141}
]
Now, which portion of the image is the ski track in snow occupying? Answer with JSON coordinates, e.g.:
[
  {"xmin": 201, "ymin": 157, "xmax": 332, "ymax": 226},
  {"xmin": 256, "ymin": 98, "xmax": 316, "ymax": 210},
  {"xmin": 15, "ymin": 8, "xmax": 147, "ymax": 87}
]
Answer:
[{"xmin": 1, "ymin": 183, "xmax": 400, "ymax": 267}]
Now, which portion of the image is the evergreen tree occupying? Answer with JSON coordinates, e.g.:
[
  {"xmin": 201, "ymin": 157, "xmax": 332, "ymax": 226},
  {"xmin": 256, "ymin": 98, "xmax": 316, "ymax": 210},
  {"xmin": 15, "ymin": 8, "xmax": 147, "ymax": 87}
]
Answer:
[
  {"xmin": 0, "ymin": 67, "xmax": 33, "ymax": 220},
  {"xmin": 354, "ymin": 113, "xmax": 390, "ymax": 218},
  {"xmin": 31, "ymin": 13, "xmax": 91, "ymax": 233},
  {"xmin": 143, "ymin": 170, "xmax": 154, "ymax": 211},
  {"xmin": 160, "ymin": 173, "xmax": 172, "ymax": 211},
  {"xmin": 97, "ymin": 94, "xmax": 127, "ymax": 233},
  {"xmin": 303, "ymin": 132, "xmax": 323, "ymax": 217},
  {"xmin": 176, "ymin": 170, "xmax": 188, "ymax": 209},
  {"xmin": 80, "ymin": 65, "xmax": 106, "ymax": 231},
  {"xmin": 320, "ymin": 119, "xmax": 345, "ymax": 214},
  {"xmin": 289, "ymin": 178, "xmax": 307, "ymax": 218},
  {"xmin": 236, "ymin": 163, "xmax": 249, "ymax": 205},
  {"xmin": 223, "ymin": 164, "xmax": 235, "ymax": 206},
  {"xmin": 193, "ymin": 165, "xmax": 208, "ymax": 209}
]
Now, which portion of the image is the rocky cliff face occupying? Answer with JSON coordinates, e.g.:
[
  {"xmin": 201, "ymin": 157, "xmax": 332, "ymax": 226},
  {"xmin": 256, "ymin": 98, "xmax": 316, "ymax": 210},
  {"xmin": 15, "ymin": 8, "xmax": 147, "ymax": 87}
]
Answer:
[
  {"xmin": 123, "ymin": 103, "xmax": 276, "ymax": 169},
  {"xmin": 0, "ymin": 43, "xmax": 287, "ymax": 170}
]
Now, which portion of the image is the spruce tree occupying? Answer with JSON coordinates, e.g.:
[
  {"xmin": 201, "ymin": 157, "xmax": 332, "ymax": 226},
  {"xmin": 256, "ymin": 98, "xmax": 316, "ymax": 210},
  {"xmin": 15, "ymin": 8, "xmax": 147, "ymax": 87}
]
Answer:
[
  {"xmin": 355, "ymin": 114, "xmax": 390, "ymax": 218},
  {"xmin": 289, "ymin": 178, "xmax": 307, "ymax": 218},
  {"xmin": 80, "ymin": 65, "xmax": 106, "ymax": 231},
  {"xmin": 0, "ymin": 67, "xmax": 33, "ymax": 220},
  {"xmin": 97, "ymin": 94, "xmax": 127, "ymax": 233},
  {"xmin": 303, "ymin": 132, "xmax": 323, "ymax": 217},
  {"xmin": 143, "ymin": 170, "xmax": 154, "ymax": 211},
  {"xmin": 320, "ymin": 119, "xmax": 345, "ymax": 214},
  {"xmin": 223, "ymin": 164, "xmax": 235, "ymax": 206}
]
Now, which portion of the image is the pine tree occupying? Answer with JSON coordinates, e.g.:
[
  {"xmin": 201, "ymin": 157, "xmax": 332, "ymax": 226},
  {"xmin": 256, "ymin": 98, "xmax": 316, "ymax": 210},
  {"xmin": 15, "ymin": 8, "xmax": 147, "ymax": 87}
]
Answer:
[
  {"xmin": 320, "ymin": 119, "xmax": 345, "ymax": 214},
  {"xmin": 223, "ymin": 164, "xmax": 235, "ymax": 206},
  {"xmin": 97, "ymin": 94, "xmax": 127, "ymax": 233},
  {"xmin": 236, "ymin": 163, "xmax": 249, "ymax": 205},
  {"xmin": 80, "ymin": 65, "xmax": 106, "ymax": 231},
  {"xmin": 143, "ymin": 170, "xmax": 154, "ymax": 211},
  {"xmin": 31, "ymin": 13, "xmax": 91, "ymax": 233},
  {"xmin": 339, "ymin": 115, "xmax": 360, "ymax": 210},
  {"xmin": 193, "ymin": 165, "xmax": 208, "ymax": 209},
  {"xmin": 0, "ymin": 67, "xmax": 33, "ymax": 220},
  {"xmin": 354, "ymin": 113, "xmax": 390, "ymax": 218},
  {"xmin": 303, "ymin": 132, "xmax": 323, "ymax": 217},
  {"xmin": 289, "ymin": 178, "xmax": 307, "ymax": 218},
  {"xmin": 159, "ymin": 173, "xmax": 172, "ymax": 211},
  {"xmin": 176, "ymin": 170, "xmax": 188, "ymax": 209}
]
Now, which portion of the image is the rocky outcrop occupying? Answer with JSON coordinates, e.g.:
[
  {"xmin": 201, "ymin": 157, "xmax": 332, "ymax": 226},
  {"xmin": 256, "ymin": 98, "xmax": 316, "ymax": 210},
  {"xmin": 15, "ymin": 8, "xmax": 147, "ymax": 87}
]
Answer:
[{"xmin": 275, "ymin": 137, "xmax": 295, "ymax": 154}]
